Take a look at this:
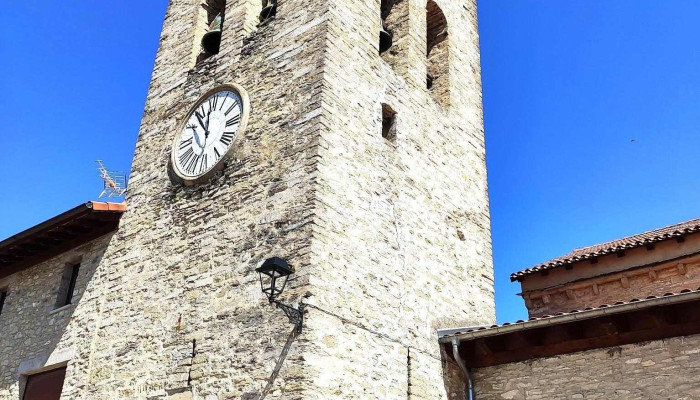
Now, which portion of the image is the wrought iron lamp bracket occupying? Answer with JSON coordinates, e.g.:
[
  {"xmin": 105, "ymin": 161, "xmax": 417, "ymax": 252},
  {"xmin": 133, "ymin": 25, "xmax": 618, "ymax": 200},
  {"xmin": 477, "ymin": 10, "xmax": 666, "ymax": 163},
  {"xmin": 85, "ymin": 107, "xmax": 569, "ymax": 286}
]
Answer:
[{"xmin": 272, "ymin": 300, "xmax": 304, "ymax": 333}]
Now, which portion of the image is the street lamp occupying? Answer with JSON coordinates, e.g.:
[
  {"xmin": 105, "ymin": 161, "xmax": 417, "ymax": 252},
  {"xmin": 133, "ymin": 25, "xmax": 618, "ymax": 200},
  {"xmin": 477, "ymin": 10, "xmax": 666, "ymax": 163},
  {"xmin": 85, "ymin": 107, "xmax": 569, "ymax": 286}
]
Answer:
[{"xmin": 256, "ymin": 257, "xmax": 304, "ymax": 333}]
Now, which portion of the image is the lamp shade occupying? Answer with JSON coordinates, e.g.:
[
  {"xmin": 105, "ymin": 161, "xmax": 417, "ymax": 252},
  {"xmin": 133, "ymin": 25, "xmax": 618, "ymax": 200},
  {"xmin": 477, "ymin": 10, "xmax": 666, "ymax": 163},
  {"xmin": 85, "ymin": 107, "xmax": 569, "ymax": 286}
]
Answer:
[{"xmin": 256, "ymin": 257, "xmax": 293, "ymax": 302}]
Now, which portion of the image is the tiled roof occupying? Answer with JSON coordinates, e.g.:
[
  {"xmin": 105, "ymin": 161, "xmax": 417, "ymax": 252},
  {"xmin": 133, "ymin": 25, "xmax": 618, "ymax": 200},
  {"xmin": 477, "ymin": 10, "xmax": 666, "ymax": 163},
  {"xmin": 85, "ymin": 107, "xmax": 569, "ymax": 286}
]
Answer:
[
  {"xmin": 438, "ymin": 286, "xmax": 700, "ymax": 340},
  {"xmin": 0, "ymin": 201, "xmax": 126, "ymax": 279},
  {"xmin": 90, "ymin": 201, "xmax": 127, "ymax": 212},
  {"xmin": 510, "ymin": 217, "xmax": 700, "ymax": 282}
]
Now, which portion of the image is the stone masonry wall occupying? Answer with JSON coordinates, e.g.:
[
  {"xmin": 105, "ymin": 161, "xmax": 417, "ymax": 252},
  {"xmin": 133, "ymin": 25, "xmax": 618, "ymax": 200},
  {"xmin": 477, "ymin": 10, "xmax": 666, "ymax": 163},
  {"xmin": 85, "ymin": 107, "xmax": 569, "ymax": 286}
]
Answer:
[
  {"xmin": 304, "ymin": 0, "xmax": 494, "ymax": 399},
  {"xmin": 57, "ymin": 0, "xmax": 328, "ymax": 398},
  {"xmin": 473, "ymin": 334, "xmax": 700, "ymax": 400},
  {"xmin": 0, "ymin": 235, "xmax": 112, "ymax": 400}
]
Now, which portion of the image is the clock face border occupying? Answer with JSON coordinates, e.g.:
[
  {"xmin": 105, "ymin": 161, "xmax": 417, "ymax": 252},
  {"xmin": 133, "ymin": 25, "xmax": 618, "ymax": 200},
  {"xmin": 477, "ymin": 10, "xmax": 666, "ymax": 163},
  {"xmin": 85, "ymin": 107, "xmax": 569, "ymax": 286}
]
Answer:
[{"xmin": 170, "ymin": 84, "xmax": 250, "ymax": 186}]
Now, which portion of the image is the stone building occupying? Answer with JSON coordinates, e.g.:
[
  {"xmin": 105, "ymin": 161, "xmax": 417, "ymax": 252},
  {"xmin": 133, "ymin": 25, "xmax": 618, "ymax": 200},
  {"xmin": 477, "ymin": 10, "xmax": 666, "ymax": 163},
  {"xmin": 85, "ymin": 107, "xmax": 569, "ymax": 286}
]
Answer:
[
  {"xmin": 0, "ymin": 0, "xmax": 493, "ymax": 399},
  {"xmin": 441, "ymin": 218, "xmax": 700, "ymax": 399},
  {"xmin": 0, "ymin": 202, "xmax": 125, "ymax": 399}
]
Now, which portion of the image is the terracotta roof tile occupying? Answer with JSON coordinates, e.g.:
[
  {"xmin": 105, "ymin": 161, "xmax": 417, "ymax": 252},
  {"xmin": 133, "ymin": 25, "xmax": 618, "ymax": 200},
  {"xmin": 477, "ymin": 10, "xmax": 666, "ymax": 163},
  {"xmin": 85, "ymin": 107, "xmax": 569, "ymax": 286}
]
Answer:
[
  {"xmin": 510, "ymin": 217, "xmax": 700, "ymax": 281},
  {"xmin": 90, "ymin": 201, "xmax": 127, "ymax": 212}
]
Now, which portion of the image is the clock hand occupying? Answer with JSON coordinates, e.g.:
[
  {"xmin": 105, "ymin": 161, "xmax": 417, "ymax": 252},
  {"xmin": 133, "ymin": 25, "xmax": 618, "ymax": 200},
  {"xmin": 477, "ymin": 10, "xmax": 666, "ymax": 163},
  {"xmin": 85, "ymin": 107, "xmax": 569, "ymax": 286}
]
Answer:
[
  {"xmin": 188, "ymin": 124, "xmax": 204, "ymax": 149},
  {"xmin": 196, "ymin": 112, "xmax": 211, "ymax": 146},
  {"xmin": 194, "ymin": 131, "xmax": 204, "ymax": 149},
  {"xmin": 205, "ymin": 111, "xmax": 211, "ymax": 139},
  {"xmin": 195, "ymin": 112, "xmax": 208, "ymax": 134}
]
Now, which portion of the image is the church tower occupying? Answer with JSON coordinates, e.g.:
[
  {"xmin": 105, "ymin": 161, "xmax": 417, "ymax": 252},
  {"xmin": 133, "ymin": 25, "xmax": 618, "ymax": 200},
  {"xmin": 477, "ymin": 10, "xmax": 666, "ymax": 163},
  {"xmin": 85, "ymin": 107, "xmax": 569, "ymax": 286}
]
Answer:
[{"xmin": 64, "ymin": 0, "xmax": 494, "ymax": 398}]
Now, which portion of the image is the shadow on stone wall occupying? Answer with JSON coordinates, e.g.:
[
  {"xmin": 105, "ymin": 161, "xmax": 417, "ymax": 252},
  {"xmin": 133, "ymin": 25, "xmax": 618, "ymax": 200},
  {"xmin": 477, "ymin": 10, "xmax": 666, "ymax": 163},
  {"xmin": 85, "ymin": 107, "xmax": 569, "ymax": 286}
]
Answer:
[{"xmin": 441, "ymin": 346, "xmax": 468, "ymax": 400}]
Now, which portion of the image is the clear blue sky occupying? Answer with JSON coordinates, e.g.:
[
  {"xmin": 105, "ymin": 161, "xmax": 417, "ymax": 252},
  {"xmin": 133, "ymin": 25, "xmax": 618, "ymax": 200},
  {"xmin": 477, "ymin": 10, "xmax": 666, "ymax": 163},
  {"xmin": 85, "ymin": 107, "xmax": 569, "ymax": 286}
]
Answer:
[{"xmin": 2, "ymin": 1, "xmax": 700, "ymax": 323}]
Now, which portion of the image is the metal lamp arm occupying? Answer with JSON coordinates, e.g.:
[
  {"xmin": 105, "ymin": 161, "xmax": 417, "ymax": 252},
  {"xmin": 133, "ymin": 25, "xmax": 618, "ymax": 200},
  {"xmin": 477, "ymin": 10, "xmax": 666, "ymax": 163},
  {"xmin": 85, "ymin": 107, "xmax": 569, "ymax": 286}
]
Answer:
[{"xmin": 273, "ymin": 300, "xmax": 304, "ymax": 333}]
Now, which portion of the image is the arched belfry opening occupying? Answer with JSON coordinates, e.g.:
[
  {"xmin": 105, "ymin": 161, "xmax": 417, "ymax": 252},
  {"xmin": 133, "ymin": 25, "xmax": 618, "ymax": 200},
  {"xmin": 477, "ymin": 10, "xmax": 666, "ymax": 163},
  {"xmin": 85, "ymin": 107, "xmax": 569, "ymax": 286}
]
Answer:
[
  {"xmin": 426, "ymin": 0, "xmax": 449, "ymax": 108},
  {"xmin": 193, "ymin": 0, "xmax": 226, "ymax": 65},
  {"xmin": 379, "ymin": 0, "xmax": 396, "ymax": 55},
  {"xmin": 379, "ymin": 0, "xmax": 409, "ymax": 74},
  {"xmin": 259, "ymin": 0, "xmax": 277, "ymax": 22}
]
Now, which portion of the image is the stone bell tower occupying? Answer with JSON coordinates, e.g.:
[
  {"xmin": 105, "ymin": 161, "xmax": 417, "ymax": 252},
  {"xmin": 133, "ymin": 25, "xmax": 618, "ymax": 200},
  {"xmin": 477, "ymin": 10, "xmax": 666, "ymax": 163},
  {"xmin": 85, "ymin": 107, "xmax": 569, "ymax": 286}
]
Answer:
[{"xmin": 61, "ymin": 0, "xmax": 494, "ymax": 398}]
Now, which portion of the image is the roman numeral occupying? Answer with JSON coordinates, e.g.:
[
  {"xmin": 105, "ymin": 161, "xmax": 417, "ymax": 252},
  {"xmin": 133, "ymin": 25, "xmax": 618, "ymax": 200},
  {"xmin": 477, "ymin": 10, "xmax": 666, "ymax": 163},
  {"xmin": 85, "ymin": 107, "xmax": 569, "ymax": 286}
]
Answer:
[
  {"xmin": 199, "ymin": 154, "xmax": 208, "ymax": 174},
  {"xmin": 214, "ymin": 147, "xmax": 221, "ymax": 159},
  {"xmin": 179, "ymin": 137, "xmax": 193, "ymax": 150},
  {"xmin": 186, "ymin": 154, "xmax": 201, "ymax": 174},
  {"xmin": 219, "ymin": 95, "xmax": 227, "ymax": 110},
  {"xmin": 179, "ymin": 148, "xmax": 194, "ymax": 166},
  {"xmin": 210, "ymin": 95, "xmax": 218, "ymax": 110},
  {"xmin": 220, "ymin": 132, "xmax": 234, "ymax": 146},
  {"xmin": 225, "ymin": 99, "xmax": 239, "ymax": 115},
  {"xmin": 226, "ymin": 115, "xmax": 241, "ymax": 127}
]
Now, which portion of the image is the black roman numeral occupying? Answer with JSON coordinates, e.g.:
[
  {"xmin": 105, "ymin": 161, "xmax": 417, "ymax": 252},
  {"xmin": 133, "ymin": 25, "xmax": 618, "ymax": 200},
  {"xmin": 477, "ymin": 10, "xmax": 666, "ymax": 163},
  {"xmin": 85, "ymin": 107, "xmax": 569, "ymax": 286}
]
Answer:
[
  {"xmin": 179, "ymin": 148, "xmax": 194, "ymax": 166},
  {"xmin": 179, "ymin": 137, "xmax": 193, "ymax": 150},
  {"xmin": 220, "ymin": 132, "xmax": 234, "ymax": 146},
  {"xmin": 225, "ymin": 99, "xmax": 239, "ymax": 115},
  {"xmin": 186, "ymin": 153, "xmax": 201, "ymax": 174},
  {"xmin": 199, "ymin": 154, "xmax": 208, "ymax": 174},
  {"xmin": 214, "ymin": 147, "xmax": 221, "ymax": 159},
  {"xmin": 226, "ymin": 115, "xmax": 241, "ymax": 127}
]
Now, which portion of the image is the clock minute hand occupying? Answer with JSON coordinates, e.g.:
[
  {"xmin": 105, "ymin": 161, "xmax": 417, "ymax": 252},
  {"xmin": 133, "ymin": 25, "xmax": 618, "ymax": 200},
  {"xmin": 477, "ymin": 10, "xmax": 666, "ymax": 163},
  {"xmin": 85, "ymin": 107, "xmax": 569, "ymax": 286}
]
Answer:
[
  {"xmin": 195, "ymin": 112, "xmax": 208, "ymax": 133},
  {"xmin": 204, "ymin": 111, "xmax": 211, "ymax": 139},
  {"xmin": 195, "ymin": 112, "xmax": 210, "ymax": 145}
]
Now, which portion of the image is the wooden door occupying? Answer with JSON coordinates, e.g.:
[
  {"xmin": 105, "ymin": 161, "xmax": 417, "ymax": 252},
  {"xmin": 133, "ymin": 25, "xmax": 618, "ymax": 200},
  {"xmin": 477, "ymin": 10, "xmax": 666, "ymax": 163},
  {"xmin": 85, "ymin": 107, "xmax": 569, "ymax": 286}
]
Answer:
[{"xmin": 23, "ymin": 367, "xmax": 67, "ymax": 400}]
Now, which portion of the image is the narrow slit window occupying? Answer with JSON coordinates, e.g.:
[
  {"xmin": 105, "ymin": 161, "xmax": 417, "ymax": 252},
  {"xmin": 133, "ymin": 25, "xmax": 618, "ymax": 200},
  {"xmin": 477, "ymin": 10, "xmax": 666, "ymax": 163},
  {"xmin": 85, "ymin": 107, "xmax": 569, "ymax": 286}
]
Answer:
[
  {"xmin": 382, "ymin": 104, "xmax": 397, "ymax": 140},
  {"xmin": 0, "ymin": 290, "xmax": 6, "ymax": 315},
  {"xmin": 56, "ymin": 263, "xmax": 80, "ymax": 308}
]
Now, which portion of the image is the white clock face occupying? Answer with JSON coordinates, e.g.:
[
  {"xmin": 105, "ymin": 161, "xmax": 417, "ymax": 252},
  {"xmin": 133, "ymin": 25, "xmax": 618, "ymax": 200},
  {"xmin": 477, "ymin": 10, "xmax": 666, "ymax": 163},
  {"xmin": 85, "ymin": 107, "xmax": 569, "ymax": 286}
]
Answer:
[{"xmin": 172, "ymin": 88, "xmax": 245, "ymax": 181}]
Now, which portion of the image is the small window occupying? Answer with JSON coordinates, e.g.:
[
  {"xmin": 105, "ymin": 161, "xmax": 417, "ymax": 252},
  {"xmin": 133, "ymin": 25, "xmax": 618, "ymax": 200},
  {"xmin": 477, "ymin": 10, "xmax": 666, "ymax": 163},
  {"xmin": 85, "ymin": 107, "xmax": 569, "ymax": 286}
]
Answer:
[
  {"xmin": 0, "ymin": 290, "xmax": 6, "ymax": 315},
  {"xmin": 56, "ymin": 263, "xmax": 80, "ymax": 308},
  {"xmin": 382, "ymin": 104, "xmax": 397, "ymax": 140}
]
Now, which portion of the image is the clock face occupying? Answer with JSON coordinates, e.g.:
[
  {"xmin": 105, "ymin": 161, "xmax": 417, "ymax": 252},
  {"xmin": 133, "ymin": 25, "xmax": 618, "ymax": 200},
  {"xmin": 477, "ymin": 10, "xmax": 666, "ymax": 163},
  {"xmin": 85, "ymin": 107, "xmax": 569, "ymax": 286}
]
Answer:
[{"xmin": 171, "ymin": 86, "xmax": 248, "ymax": 183}]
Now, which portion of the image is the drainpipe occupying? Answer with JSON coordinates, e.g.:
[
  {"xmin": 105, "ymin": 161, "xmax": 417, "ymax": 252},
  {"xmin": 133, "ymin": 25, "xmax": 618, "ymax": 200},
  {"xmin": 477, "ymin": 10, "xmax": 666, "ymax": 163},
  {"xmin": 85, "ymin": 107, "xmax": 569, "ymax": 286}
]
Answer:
[{"xmin": 452, "ymin": 337, "xmax": 475, "ymax": 400}]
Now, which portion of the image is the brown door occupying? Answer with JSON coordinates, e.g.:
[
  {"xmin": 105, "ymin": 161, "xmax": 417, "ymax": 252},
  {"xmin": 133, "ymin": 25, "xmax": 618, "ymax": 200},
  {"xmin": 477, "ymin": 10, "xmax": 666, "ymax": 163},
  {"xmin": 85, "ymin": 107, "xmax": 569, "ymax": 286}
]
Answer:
[{"xmin": 23, "ymin": 367, "xmax": 67, "ymax": 400}]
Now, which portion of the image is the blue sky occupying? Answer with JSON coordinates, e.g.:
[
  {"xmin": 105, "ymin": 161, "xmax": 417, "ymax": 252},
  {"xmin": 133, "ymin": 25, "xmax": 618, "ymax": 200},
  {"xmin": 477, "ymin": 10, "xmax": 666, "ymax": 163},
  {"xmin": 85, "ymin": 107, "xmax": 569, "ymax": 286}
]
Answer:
[{"xmin": 1, "ymin": 1, "xmax": 700, "ymax": 323}]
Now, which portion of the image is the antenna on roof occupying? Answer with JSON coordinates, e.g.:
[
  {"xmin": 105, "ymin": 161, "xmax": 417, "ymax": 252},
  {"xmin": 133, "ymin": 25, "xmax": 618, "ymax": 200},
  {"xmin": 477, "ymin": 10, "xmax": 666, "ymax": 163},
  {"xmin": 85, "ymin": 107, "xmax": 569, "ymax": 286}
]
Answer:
[{"xmin": 96, "ymin": 160, "xmax": 128, "ymax": 199}]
